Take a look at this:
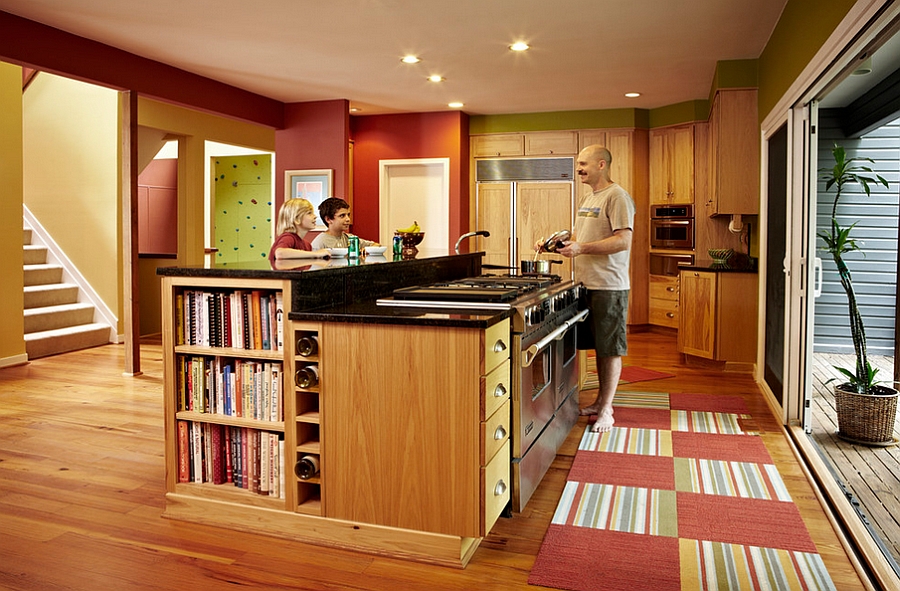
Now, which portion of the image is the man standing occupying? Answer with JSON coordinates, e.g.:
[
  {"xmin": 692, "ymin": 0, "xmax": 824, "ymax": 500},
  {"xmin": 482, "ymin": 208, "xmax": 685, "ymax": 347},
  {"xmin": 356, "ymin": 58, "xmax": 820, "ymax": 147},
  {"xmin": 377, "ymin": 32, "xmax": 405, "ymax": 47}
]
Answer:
[{"xmin": 556, "ymin": 145, "xmax": 634, "ymax": 433}]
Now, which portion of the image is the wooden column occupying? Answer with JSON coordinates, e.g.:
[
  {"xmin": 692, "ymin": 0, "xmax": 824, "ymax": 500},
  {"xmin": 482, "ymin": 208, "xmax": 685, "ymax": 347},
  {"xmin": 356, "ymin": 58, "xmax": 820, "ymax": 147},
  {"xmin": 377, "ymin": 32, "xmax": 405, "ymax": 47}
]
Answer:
[{"xmin": 122, "ymin": 90, "xmax": 141, "ymax": 375}]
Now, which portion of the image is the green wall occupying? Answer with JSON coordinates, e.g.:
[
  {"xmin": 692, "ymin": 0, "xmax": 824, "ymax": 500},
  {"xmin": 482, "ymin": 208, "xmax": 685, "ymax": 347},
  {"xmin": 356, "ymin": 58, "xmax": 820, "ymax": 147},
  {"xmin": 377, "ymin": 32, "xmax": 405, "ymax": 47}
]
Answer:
[
  {"xmin": 214, "ymin": 154, "xmax": 273, "ymax": 265},
  {"xmin": 758, "ymin": 0, "xmax": 857, "ymax": 121}
]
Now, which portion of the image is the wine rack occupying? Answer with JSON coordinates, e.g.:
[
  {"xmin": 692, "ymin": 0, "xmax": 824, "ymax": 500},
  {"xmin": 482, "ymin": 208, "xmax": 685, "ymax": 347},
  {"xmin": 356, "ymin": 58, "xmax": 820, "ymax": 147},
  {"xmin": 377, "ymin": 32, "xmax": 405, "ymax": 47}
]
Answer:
[{"xmin": 292, "ymin": 324, "xmax": 322, "ymax": 514}]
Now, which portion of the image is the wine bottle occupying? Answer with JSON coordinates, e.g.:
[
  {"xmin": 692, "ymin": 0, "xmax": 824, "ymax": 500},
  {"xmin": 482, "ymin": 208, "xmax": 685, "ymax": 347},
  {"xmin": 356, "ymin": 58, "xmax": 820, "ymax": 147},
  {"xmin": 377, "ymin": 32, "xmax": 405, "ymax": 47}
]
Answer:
[
  {"xmin": 294, "ymin": 365, "xmax": 319, "ymax": 388},
  {"xmin": 295, "ymin": 455, "xmax": 320, "ymax": 480},
  {"xmin": 296, "ymin": 334, "xmax": 318, "ymax": 357}
]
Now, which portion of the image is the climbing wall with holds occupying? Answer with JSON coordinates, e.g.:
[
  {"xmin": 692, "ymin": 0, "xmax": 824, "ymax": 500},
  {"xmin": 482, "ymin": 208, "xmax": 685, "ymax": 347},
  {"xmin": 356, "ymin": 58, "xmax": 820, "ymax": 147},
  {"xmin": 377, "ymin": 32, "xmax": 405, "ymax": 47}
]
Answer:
[{"xmin": 214, "ymin": 154, "xmax": 273, "ymax": 265}]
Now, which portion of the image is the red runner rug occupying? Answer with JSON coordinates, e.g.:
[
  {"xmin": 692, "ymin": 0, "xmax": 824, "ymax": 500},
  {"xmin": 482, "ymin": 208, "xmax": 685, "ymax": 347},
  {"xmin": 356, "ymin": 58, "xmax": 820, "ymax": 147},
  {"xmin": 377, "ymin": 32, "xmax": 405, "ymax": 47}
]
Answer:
[{"xmin": 528, "ymin": 392, "xmax": 837, "ymax": 591}]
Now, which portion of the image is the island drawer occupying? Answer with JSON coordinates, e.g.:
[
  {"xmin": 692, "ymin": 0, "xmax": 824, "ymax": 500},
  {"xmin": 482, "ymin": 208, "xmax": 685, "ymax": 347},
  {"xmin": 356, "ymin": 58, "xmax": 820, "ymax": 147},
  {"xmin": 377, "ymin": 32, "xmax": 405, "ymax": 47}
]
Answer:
[
  {"xmin": 482, "ymin": 398, "xmax": 510, "ymax": 465},
  {"xmin": 483, "ymin": 319, "xmax": 511, "ymax": 374},
  {"xmin": 482, "ymin": 439, "xmax": 511, "ymax": 534},
  {"xmin": 481, "ymin": 358, "xmax": 510, "ymax": 421}
]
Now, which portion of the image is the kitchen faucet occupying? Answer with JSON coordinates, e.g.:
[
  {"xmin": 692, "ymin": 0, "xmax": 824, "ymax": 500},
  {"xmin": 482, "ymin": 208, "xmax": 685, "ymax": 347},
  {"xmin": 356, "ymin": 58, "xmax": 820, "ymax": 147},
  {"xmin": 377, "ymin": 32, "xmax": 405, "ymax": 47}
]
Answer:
[{"xmin": 454, "ymin": 230, "xmax": 490, "ymax": 254}]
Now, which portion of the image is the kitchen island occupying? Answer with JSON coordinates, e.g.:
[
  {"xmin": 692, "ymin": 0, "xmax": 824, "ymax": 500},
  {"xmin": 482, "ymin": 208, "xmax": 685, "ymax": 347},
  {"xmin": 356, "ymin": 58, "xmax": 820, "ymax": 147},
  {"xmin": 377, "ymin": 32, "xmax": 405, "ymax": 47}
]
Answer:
[{"xmin": 157, "ymin": 251, "xmax": 515, "ymax": 567}]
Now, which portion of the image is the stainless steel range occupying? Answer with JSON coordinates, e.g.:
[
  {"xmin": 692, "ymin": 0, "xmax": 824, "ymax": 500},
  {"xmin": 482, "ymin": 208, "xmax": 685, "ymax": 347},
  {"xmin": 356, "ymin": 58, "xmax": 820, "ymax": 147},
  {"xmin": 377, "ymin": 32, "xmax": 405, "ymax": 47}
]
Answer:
[{"xmin": 378, "ymin": 273, "xmax": 586, "ymax": 512}]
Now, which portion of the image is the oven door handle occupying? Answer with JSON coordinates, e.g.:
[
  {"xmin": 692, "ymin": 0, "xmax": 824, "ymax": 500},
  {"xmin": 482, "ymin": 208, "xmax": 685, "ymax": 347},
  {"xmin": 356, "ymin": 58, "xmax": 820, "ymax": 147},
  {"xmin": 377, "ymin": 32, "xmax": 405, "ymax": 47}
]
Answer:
[{"xmin": 521, "ymin": 308, "xmax": 590, "ymax": 368}]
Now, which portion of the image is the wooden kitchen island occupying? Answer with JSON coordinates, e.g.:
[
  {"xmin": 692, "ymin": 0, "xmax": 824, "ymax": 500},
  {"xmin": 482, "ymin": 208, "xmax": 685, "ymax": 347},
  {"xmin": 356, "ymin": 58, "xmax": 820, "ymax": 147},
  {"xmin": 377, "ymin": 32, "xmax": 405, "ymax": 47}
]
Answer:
[{"xmin": 157, "ymin": 252, "xmax": 513, "ymax": 567}]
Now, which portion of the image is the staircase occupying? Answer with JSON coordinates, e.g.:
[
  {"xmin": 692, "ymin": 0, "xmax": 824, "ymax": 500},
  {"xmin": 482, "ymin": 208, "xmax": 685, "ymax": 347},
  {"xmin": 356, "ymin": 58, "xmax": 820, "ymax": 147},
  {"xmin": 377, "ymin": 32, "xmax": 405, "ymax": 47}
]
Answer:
[{"xmin": 23, "ymin": 227, "xmax": 111, "ymax": 359}]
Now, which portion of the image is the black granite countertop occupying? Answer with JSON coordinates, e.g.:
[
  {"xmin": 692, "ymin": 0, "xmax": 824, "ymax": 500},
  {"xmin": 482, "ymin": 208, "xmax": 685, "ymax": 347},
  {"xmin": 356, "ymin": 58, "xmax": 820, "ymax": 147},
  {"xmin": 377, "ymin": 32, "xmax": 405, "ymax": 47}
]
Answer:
[
  {"xmin": 290, "ymin": 299, "xmax": 512, "ymax": 329},
  {"xmin": 680, "ymin": 256, "xmax": 758, "ymax": 273}
]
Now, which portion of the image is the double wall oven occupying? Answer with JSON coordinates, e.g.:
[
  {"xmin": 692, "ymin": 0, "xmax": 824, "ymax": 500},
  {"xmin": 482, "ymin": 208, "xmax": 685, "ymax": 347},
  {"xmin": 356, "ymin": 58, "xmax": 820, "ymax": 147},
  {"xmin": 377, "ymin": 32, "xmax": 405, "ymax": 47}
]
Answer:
[
  {"xmin": 650, "ymin": 203, "xmax": 694, "ymax": 250},
  {"xmin": 379, "ymin": 273, "xmax": 585, "ymax": 512}
]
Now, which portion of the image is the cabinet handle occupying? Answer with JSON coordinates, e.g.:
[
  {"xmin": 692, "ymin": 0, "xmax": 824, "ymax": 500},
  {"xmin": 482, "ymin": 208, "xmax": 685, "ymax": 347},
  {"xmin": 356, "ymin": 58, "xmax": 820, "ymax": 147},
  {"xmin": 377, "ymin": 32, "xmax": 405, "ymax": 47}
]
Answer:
[
  {"xmin": 666, "ymin": 312, "xmax": 675, "ymax": 318},
  {"xmin": 494, "ymin": 480, "xmax": 508, "ymax": 496},
  {"xmin": 493, "ymin": 383, "xmax": 507, "ymax": 398},
  {"xmin": 493, "ymin": 339, "xmax": 507, "ymax": 353},
  {"xmin": 666, "ymin": 286, "xmax": 675, "ymax": 292},
  {"xmin": 494, "ymin": 425, "xmax": 507, "ymax": 440}
]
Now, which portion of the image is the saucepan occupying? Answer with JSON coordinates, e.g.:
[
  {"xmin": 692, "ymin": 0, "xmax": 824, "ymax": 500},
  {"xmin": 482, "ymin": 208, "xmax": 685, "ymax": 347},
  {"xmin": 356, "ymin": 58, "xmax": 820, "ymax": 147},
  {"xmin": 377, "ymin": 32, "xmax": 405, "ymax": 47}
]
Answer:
[
  {"xmin": 521, "ymin": 258, "xmax": 562, "ymax": 274},
  {"xmin": 541, "ymin": 229, "xmax": 571, "ymax": 253}
]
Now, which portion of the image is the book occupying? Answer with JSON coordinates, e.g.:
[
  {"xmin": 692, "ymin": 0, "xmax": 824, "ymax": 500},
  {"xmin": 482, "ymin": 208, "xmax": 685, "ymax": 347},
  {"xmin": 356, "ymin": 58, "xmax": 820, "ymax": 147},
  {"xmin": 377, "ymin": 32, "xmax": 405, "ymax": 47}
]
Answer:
[
  {"xmin": 177, "ymin": 420, "xmax": 190, "ymax": 483},
  {"xmin": 275, "ymin": 291, "xmax": 284, "ymax": 351},
  {"xmin": 251, "ymin": 290, "xmax": 263, "ymax": 350}
]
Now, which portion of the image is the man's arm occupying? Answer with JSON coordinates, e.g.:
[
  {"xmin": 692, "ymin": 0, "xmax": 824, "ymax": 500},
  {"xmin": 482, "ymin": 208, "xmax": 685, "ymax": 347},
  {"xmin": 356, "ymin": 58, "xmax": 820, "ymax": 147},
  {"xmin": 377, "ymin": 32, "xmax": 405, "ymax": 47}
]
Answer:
[{"xmin": 557, "ymin": 228, "xmax": 632, "ymax": 258}]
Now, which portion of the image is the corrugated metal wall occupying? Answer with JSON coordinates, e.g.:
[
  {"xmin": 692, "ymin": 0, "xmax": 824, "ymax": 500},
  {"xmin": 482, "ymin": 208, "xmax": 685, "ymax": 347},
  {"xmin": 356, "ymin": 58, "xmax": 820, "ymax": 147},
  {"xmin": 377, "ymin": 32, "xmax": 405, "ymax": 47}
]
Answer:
[{"xmin": 815, "ymin": 113, "xmax": 899, "ymax": 355}]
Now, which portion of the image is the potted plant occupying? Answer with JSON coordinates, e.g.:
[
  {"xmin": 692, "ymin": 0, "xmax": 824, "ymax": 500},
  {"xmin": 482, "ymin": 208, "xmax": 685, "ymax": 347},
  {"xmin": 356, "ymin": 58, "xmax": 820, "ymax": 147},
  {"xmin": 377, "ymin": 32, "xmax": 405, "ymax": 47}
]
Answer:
[{"xmin": 819, "ymin": 144, "xmax": 897, "ymax": 445}]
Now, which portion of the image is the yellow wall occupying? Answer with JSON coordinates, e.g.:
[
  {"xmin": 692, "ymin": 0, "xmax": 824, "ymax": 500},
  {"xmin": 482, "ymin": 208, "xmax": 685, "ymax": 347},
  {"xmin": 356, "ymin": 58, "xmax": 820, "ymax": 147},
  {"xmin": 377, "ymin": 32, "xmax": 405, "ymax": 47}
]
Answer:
[
  {"xmin": 23, "ymin": 73, "xmax": 121, "ymax": 327},
  {"xmin": 0, "ymin": 62, "xmax": 25, "ymax": 365}
]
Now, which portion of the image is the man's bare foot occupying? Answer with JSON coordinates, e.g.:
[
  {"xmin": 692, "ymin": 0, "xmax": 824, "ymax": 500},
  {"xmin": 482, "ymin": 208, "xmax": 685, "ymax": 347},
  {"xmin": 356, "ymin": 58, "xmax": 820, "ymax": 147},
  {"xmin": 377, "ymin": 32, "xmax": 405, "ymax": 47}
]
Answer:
[
  {"xmin": 579, "ymin": 404, "xmax": 600, "ymax": 417},
  {"xmin": 590, "ymin": 410, "xmax": 615, "ymax": 433}
]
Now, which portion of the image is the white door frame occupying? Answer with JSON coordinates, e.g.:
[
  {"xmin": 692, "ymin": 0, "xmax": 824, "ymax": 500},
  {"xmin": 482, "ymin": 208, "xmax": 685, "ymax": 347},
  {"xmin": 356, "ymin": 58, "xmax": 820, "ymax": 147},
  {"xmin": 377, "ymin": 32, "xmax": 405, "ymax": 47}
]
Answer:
[{"xmin": 378, "ymin": 158, "xmax": 450, "ymax": 247}]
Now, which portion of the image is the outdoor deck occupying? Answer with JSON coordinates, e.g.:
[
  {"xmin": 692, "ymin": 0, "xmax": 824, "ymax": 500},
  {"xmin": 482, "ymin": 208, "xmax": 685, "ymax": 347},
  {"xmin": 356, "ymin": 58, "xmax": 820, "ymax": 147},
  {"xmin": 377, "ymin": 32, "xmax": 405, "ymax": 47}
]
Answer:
[{"xmin": 810, "ymin": 352, "xmax": 900, "ymax": 568}]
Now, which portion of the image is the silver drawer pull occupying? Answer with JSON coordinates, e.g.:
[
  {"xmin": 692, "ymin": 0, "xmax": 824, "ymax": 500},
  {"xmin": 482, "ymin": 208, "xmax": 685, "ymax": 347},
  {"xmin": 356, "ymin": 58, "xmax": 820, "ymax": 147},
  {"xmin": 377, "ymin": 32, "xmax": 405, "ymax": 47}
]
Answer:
[
  {"xmin": 494, "ymin": 480, "xmax": 507, "ymax": 496},
  {"xmin": 493, "ymin": 425, "xmax": 507, "ymax": 440},
  {"xmin": 493, "ymin": 339, "xmax": 507, "ymax": 353},
  {"xmin": 493, "ymin": 383, "xmax": 507, "ymax": 398},
  {"xmin": 666, "ymin": 286, "xmax": 675, "ymax": 292},
  {"xmin": 666, "ymin": 312, "xmax": 675, "ymax": 318}
]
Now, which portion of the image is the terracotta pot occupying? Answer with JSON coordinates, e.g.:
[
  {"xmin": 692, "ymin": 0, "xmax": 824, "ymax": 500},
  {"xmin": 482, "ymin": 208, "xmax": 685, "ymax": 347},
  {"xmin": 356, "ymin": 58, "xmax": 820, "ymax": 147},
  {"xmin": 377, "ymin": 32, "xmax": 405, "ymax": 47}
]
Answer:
[{"xmin": 834, "ymin": 383, "xmax": 899, "ymax": 446}]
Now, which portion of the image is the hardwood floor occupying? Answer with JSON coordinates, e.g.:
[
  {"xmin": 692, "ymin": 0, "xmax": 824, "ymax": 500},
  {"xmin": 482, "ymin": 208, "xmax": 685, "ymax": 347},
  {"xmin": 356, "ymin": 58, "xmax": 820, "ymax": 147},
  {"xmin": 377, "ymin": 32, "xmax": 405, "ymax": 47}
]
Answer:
[
  {"xmin": 0, "ymin": 332, "xmax": 872, "ymax": 590},
  {"xmin": 810, "ymin": 352, "xmax": 900, "ymax": 568}
]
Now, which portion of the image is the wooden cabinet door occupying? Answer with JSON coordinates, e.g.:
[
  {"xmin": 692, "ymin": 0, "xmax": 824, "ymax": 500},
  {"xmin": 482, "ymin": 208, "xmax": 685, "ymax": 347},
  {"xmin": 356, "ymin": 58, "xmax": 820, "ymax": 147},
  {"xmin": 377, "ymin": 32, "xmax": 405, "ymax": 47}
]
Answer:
[
  {"xmin": 525, "ymin": 131, "xmax": 577, "ymax": 155},
  {"xmin": 707, "ymin": 89, "xmax": 759, "ymax": 216},
  {"xmin": 649, "ymin": 130, "xmax": 668, "ymax": 204},
  {"xmin": 678, "ymin": 270, "xmax": 716, "ymax": 358},
  {"xmin": 578, "ymin": 130, "xmax": 607, "ymax": 151},
  {"xmin": 516, "ymin": 182, "xmax": 573, "ymax": 277},
  {"xmin": 472, "ymin": 134, "xmax": 525, "ymax": 158},
  {"xmin": 669, "ymin": 125, "xmax": 695, "ymax": 204},
  {"xmin": 477, "ymin": 182, "xmax": 513, "ymax": 267}
]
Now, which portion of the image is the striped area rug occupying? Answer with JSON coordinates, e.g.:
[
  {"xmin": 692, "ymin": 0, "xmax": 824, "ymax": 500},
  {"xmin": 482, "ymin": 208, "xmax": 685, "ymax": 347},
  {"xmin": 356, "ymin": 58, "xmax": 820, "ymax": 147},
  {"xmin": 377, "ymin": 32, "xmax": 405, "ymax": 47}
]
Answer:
[{"xmin": 528, "ymin": 392, "xmax": 837, "ymax": 591}]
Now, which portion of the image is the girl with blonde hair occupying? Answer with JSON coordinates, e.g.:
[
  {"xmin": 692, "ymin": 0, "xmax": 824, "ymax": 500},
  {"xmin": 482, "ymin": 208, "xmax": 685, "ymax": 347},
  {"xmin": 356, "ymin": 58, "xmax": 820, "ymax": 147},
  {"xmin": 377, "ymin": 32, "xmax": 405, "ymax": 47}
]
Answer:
[{"xmin": 268, "ymin": 198, "xmax": 330, "ymax": 265}]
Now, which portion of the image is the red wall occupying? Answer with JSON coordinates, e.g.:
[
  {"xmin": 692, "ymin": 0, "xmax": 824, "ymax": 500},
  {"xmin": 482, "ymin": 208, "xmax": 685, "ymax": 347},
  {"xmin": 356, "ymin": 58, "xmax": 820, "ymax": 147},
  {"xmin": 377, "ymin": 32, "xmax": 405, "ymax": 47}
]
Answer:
[{"xmin": 350, "ymin": 111, "xmax": 470, "ymax": 248}]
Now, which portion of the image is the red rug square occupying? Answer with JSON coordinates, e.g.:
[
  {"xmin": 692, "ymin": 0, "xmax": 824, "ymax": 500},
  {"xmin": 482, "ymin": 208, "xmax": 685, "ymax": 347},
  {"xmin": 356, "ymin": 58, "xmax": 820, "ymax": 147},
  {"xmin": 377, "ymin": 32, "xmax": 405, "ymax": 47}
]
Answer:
[
  {"xmin": 672, "ymin": 431, "xmax": 772, "ymax": 463},
  {"xmin": 568, "ymin": 452, "xmax": 675, "ymax": 489},
  {"xmin": 619, "ymin": 366, "xmax": 676, "ymax": 383},
  {"xmin": 528, "ymin": 524, "xmax": 682, "ymax": 591},
  {"xmin": 676, "ymin": 492, "xmax": 817, "ymax": 552},
  {"xmin": 669, "ymin": 393, "xmax": 749, "ymax": 414}
]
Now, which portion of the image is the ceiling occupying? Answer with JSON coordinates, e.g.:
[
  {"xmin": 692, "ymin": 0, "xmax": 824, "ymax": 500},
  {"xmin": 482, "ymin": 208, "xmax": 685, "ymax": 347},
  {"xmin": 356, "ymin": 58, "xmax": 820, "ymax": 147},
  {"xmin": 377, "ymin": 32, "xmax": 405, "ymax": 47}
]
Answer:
[{"xmin": 1, "ymin": 0, "xmax": 791, "ymax": 116}]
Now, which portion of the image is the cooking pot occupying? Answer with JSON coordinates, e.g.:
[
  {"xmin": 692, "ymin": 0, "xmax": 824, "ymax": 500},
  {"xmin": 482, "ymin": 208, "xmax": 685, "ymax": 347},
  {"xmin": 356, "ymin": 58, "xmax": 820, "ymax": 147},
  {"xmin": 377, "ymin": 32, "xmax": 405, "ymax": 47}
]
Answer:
[
  {"xmin": 521, "ymin": 259, "xmax": 562, "ymax": 274},
  {"xmin": 542, "ymin": 229, "xmax": 571, "ymax": 253}
]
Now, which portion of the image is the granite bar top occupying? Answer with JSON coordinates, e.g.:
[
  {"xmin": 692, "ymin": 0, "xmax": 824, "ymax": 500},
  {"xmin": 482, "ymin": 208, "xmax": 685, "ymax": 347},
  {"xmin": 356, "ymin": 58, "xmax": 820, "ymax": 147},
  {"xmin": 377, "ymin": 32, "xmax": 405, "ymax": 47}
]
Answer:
[
  {"xmin": 680, "ymin": 256, "xmax": 758, "ymax": 273},
  {"xmin": 290, "ymin": 299, "xmax": 512, "ymax": 329}
]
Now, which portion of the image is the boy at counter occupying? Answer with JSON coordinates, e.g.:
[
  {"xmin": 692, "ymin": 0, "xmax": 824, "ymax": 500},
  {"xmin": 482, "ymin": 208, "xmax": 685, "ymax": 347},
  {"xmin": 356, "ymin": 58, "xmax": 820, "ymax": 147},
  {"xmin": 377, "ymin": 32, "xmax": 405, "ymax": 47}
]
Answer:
[
  {"xmin": 310, "ymin": 197, "xmax": 380, "ymax": 250},
  {"xmin": 268, "ymin": 198, "xmax": 331, "ymax": 266}
]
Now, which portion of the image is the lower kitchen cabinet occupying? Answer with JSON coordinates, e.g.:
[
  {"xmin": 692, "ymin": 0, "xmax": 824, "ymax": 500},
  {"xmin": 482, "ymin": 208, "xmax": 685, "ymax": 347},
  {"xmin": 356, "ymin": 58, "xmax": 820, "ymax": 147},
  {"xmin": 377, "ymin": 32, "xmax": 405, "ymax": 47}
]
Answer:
[
  {"xmin": 649, "ymin": 274, "xmax": 679, "ymax": 328},
  {"xmin": 677, "ymin": 270, "xmax": 757, "ymax": 365}
]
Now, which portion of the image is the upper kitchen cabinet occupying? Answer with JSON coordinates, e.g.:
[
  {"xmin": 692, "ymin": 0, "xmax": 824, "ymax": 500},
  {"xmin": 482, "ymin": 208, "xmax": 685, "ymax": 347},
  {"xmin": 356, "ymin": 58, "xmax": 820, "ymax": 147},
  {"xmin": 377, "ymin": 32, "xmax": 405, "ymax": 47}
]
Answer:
[
  {"xmin": 649, "ymin": 124, "xmax": 694, "ymax": 204},
  {"xmin": 524, "ymin": 131, "xmax": 578, "ymax": 156},
  {"xmin": 472, "ymin": 134, "xmax": 525, "ymax": 158},
  {"xmin": 578, "ymin": 130, "xmax": 606, "ymax": 151},
  {"xmin": 706, "ymin": 89, "xmax": 759, "ymax": 216}
]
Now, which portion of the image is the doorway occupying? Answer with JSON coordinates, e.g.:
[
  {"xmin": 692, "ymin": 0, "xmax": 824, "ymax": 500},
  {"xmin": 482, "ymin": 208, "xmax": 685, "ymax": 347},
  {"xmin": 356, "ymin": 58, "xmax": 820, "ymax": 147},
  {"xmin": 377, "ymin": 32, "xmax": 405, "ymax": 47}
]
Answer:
[{"xmin": 378, "ymin": 158, "xmax": 450, "ymax": 250}]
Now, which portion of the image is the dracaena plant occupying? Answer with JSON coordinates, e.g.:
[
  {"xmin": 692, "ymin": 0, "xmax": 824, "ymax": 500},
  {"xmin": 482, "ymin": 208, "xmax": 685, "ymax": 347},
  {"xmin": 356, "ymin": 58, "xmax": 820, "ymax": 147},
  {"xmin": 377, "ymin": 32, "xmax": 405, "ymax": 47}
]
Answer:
[{"xmin": 818, "ymin": 144, "xmax": 889, "ymax": 394}]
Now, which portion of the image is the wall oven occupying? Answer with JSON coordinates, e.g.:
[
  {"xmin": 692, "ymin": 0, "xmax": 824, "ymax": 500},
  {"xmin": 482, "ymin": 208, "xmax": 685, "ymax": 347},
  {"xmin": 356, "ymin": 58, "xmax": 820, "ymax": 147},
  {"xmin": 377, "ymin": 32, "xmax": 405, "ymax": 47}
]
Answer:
[{"xmin": 650, "ymin": 203, "xmax": 694, "ymax": 249}]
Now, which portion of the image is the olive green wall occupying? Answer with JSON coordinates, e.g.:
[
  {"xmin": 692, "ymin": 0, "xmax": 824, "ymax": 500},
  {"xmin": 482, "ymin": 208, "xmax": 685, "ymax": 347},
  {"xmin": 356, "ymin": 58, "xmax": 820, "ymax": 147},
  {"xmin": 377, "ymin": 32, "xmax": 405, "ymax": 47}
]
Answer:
[
  {"xmin": 0, "ymin": 61, "xmax": 25, "ymax": 366},
  {"xmin": 758, "ymin": 0, "xmax": 857, "ymax": 121}
]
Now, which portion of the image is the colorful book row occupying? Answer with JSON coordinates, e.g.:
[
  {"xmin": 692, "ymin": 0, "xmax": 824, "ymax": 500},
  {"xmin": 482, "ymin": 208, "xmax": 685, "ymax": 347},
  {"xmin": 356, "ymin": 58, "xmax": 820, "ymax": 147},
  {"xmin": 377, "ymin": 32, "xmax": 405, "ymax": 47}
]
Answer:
[
  {"xmin": 177, "ymin": 421, "xmax": 285, "ymax": 498},
  {"xmin": 177, "ymin": 356, "xmax": 283, "ymax": 422},
  {"xmin": 176, "ymin": 289, "xmax": 283, "ymax": 351}
]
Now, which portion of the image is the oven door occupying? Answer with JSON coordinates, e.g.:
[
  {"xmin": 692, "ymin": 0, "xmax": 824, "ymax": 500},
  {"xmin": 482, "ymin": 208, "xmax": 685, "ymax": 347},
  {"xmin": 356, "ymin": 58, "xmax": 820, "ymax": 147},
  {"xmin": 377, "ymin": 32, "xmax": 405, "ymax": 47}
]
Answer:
[
  {"xmin": 517, "ymin": 334, "xmax": 555, "ymax": 455},
  {"xmin": 554, "ymin": 316, "xmax": 580, "ymax": 408},
  {"xmin": 650, "ymin": 219, "xmax": 694, "ymax": 249}
]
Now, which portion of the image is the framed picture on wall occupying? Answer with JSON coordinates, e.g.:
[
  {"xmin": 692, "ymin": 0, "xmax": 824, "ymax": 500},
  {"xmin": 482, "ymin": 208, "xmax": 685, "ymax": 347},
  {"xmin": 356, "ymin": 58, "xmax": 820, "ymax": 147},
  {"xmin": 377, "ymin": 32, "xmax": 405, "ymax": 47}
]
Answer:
[{"xmin": 284, "ymin": 169, "xmax": 333, "ymax": 230}]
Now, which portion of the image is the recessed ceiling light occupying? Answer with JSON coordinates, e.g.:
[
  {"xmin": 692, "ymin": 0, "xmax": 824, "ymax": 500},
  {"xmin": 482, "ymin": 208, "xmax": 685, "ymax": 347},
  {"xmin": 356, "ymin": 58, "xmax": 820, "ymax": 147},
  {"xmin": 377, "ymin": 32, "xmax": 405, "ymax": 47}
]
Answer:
[
  {"xmin": 401, "ymin": 55, "xmax": 421, "ymax": 64},
  {"xmin": 448, "ymin": 102, "xmax": 464, "ymax": 109},
  {"xmin": 625, "ymin": 92, "xmax": 641, "ymax": 98},
  {"xmin": 509, "ymin": 42, "xmax": 529, "ymax": 52},
  {"xmin": 428, "ymin": 75, "xmax": 444, "ymax": 82}
]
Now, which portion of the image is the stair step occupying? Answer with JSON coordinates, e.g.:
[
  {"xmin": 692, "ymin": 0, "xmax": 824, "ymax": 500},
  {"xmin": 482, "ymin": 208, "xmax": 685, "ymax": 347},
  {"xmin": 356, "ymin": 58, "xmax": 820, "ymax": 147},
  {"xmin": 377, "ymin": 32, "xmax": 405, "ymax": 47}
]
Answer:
[
  {"xmin": 24, "ymin": 323, "xmax": 111, "ymax": 359},
  {"xmin": 24, "ymin": 283, "xmax": 80, "ymax": 309},
  {"xmin": 24, "ymin": 244, "xmax": 48, "ymax": 265},
  {"xmin": 24, "ymin": 264, "xmax": 63, "ymax": 286},
  {"xmin": 23, "ymin": 228, "xmax": 32, "ymax": 246},
  {"xmin": 24, "ymin": 303, "xmax": 95, "ymax": 333}
]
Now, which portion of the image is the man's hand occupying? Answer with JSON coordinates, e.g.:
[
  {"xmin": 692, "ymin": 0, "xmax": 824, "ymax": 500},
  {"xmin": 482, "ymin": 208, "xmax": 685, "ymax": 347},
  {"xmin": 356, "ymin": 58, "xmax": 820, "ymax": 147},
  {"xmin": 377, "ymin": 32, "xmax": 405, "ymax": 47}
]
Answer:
[{"xmin": 557, "ymin": 241, "xmax": 582, "ymax": 258}]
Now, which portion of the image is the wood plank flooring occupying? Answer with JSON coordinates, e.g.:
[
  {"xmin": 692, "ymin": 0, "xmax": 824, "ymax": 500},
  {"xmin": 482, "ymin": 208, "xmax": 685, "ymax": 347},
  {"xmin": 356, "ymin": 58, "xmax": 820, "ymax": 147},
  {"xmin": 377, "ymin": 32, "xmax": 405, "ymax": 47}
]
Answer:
[
  {"xmin": 0, "ymin": 332, "xmax": 873, "ymax": 590},
  {"xmin": 810, "ymin": 352, "xmax": 900, "ymax": 569}
]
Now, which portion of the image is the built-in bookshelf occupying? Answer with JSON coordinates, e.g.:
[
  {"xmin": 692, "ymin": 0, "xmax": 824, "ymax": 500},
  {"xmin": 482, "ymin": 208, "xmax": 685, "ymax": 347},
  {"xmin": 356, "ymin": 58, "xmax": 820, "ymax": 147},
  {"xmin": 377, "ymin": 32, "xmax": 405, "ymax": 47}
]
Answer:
[
  {"xmin": 162, "ymin": 277, "xmax": 290, "ymax": 511},
  {"xmin": 290, "ymin": 323, "xmax": 322, "ymax": 515}
]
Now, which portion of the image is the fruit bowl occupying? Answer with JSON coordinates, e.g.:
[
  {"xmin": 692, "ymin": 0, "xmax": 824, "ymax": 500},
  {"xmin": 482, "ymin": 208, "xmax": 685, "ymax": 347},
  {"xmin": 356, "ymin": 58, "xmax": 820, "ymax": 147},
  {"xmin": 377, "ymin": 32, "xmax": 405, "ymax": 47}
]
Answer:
[
  {"xmin": 394, "ymin": 231, "xmax": 425, "ymax": 257},
  {"xmin": 708, "ymin": 248, "xmax": 734, "ymax": 263}
]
